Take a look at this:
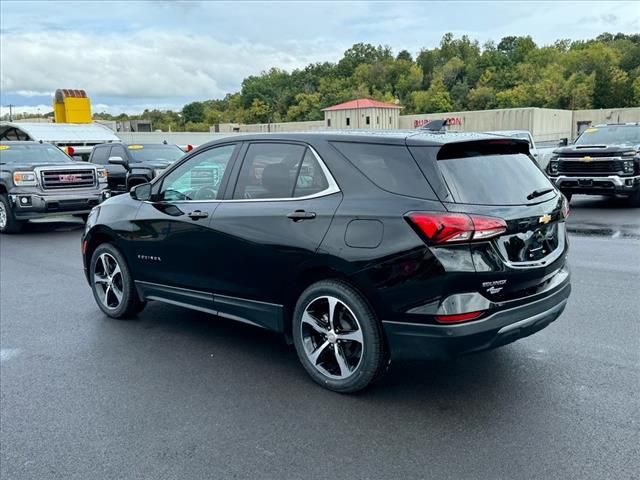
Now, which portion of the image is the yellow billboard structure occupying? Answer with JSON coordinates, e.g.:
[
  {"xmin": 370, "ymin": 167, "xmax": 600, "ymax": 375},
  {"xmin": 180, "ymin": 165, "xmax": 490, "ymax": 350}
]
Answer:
[{"xmin": 53, "ymin": 89, "xmax": 92, "ymax": 123}]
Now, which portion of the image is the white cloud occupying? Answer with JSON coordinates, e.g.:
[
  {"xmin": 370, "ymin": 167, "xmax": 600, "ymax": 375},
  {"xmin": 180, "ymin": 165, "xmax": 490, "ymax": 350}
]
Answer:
[{"xmin": 0, "ymin": 30, "xmax": 344, "ymax": 100}]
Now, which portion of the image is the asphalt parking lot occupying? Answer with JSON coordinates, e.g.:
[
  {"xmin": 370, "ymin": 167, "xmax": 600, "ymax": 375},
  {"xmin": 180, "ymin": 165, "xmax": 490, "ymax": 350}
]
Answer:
[{"xmin": 1, "ymin": 196, "xmax": 639, "ymax": 480}]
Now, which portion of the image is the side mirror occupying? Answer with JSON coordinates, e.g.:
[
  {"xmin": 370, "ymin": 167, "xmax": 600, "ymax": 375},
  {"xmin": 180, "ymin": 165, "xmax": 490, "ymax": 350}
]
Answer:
[
  {"xmin": 108, "ymin": 156, "xmax": 128, "ymax": 168},
  {"xmin": 130, "ymin": 182, "xmax": 152, "ymax": 201},
  {"xmin": 558, "ymin": 138, "xmax": 568, "ymax": 147}
]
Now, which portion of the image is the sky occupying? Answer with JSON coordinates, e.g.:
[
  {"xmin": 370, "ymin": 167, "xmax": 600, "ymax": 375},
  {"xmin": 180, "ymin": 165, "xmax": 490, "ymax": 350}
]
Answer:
[{"xmin": 1, "ymin": 0, "xmax": 639, "ymax": 117}]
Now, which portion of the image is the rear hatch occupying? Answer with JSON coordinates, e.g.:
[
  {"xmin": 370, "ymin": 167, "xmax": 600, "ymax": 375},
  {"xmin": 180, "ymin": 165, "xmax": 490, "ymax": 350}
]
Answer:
[{"xmin": 410, "ymin": 139, "xmax": 569, "ymax": 303}]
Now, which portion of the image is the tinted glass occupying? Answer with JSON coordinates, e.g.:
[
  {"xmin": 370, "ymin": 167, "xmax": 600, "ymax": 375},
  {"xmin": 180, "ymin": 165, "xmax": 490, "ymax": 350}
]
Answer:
[
  {"xmin": 0, "ymin": 144, "xmax": 72, "ymax": 164},
  {"xmin": 159, "ymin": 144, "xmax": 235, "ymax": 201},
  {"xmin": 574, "ymin": 125, "xmax": 640, "ymax": 146},
  {"xmin": 233, "ymin": 143, "xmax": 305, "ymax": 199},
  {"xmin": 109, "ymin": 145, "xmax": 128, "ymax": 161},
  {"xmin": 331, "ymin": 142, "xmax": 432, "ymax": 198},
  {"xmin": 294, "ymin": 149, "xmax": 329, "ymax": 198},
  {"xmin": 91, "ymin": 146, "xmax": 110, "ymax": 164},
  {"xmin": 128, "ymin": 145, "xmax": 184, "ymax": 163},
  {"xmin": 437, "ymin": 153, "xmax": 554, "ymax": 205}
]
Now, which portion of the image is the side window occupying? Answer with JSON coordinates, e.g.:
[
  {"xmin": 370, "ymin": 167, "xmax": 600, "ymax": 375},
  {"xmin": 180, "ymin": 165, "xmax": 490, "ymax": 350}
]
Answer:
[
  {"xmin": 294, "ymin": 149, "xmax": 329, "ymax": 198},
  {"xmin": 233, "ymin": 143, "xmax": 305, "ymax": 199},
  {"xmin": 91, "ymin": 146, "xmax": 109, "ymax": 164},
  {"xmin": 109, "ymin": 144, "xmax": 127, "ymax": 160},
  {"xmin": 159, "ymin": 144, "xmax": 236, "ymax": 201}
]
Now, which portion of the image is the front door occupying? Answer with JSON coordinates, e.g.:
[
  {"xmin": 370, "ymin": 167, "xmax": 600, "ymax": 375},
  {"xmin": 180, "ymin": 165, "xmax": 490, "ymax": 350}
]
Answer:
[
  {"xmin": 106, "ymin": 144, "xmax": 129, "ymax": 191},
  {"xmin": 132, "ymin": 143, "xmax": 239, "ymax": 298}
]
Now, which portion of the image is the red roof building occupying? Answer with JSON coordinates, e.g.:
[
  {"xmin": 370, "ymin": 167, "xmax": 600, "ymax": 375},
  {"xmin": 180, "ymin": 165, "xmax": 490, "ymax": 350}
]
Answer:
[{"xmin": 322, "ymin": 98, "xmax": 401, "ymax": 129}]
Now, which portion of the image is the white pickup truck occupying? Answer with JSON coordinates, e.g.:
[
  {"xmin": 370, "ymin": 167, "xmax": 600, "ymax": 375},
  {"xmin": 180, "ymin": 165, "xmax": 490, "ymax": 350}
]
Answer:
[{"xmin": 484, "ymin": 130, "xmax": 558, "ymax": 170}]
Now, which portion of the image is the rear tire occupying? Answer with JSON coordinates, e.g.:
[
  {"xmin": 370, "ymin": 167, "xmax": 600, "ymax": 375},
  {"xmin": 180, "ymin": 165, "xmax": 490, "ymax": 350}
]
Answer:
[
  {"xmin": 292, "ymin": 279, "xmax": 387, "ymax": 393},
  {"xmin": 90, "ymin": 243, "xmax": 145, "ymax": 318},
  {"xmin": 0, "ymin": 194, "xmax": 25, "ymax": 234}
]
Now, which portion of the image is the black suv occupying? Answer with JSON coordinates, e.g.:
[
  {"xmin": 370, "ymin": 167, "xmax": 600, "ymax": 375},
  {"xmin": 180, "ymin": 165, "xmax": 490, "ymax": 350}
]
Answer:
[
  {"xmin": 547, "ymin": 123, "xmax": 640, "ymax": 206},
  {"xmin": 82, "ymin": 132, "xmax": 571, "ymax": 392},
  {"xmin": 88, "ymin": 142, "xmax": 185, "ymax": 194},
  {"xmin": 0, "ymin": 141, "xmax": 108, "ymax": 233}
]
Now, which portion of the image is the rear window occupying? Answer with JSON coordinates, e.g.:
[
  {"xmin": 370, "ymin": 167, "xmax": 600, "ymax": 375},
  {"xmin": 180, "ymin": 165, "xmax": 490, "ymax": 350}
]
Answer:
[
  {"xmin": 331, "ymin": 142, "xmax": 433, "ymax": 198},
  {"xmin": 437, "ymin": 152, "xmax": 554, "ymax": 205},
  {"xmin": 128, "ymin": 145, "xmax": 184, "ymax": 163}
]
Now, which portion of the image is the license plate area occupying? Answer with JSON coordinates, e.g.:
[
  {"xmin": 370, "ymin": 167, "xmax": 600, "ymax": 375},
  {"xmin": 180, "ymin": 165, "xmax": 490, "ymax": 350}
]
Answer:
[{"xmin": 578, "ymin": 179, "xmax": 593, "ymax": 186}]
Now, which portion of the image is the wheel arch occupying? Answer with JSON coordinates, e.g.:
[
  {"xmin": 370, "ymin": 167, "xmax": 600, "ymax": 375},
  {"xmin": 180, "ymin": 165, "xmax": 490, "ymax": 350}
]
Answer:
[
  {"xmin": 282, "ymin": 263, "xmax": 385, "ymax": 343},
  {"xmin": 83, "ymin": 226, "xmax": 121, "ymax": 280}
]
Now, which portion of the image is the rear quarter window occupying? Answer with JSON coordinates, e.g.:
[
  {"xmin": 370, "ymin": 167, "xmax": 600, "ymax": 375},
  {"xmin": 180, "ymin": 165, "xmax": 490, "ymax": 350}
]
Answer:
[{"xmin": 330, "ymin": 142, "xmax": 434, "ymax": 199}]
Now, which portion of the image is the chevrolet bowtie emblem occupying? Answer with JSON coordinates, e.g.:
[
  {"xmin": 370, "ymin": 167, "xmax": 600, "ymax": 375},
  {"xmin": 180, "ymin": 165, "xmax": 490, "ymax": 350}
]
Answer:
[
  {"xmin": 538, "ymin": 214, "xmax": 552, "ymax": 224},
  {"xmin": 582, "ymin": 156, "xmax": 593, "ymax": 162}
]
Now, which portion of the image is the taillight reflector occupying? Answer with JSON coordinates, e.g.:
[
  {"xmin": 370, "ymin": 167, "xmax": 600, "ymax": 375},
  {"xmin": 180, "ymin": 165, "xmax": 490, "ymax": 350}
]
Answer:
[
  {"xmin": 435, "ymin": 311, "xmax": 484, "ymax": 323},
  {"xmin": 65, "ymin": 146, "xmax": 75, "ymax": 155},
  {"xmin": 407, "ymin": 212, "xmax": 506, "ymax": 245}
]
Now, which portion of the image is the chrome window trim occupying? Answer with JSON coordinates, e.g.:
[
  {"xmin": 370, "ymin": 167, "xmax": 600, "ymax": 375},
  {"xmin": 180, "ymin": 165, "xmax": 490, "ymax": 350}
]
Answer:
[{"xmin": 149, "ymin": 144, "xmax": 340, "ymax": 204}]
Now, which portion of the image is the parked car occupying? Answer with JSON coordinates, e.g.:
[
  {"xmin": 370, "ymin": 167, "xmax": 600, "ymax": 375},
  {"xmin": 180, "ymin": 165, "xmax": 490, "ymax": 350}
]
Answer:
[
  {"xmin": 88, "ymin": 142, "xmax": 185, "ymax": 193},
  {"xmin": 484, "ymin": 130, "xmax": 540, "ymax": 159},
  {"xmin": 82, "ymin": 131, "xmax": 571, "ymax": 392},
  {"xmin": 547, "ymin": 123, "xmax": 640, "ymax": 206},
  {"xmin": 0, "ymin": 141, "xmax": 108, "ymax": 233}
]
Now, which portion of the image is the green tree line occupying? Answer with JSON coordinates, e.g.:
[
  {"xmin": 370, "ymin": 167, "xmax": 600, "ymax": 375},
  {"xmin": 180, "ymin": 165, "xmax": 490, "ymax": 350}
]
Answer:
[{"xmin": 93, "ymin": 32, "xmax": 640, "ymax": 132}]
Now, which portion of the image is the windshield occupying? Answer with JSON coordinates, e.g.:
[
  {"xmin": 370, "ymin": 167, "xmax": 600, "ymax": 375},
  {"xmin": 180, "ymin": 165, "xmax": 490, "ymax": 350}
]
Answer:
[
  {"xmin": 575, "ymin": 125, "xmax": 640, "ymax": 146},
  {"xmin": 0, "ymin": 144, "xmax": 73, "ymax": 164},
  {"xmin": 128, "ymin": 145, "xmax": 184, "ymax": 163}
]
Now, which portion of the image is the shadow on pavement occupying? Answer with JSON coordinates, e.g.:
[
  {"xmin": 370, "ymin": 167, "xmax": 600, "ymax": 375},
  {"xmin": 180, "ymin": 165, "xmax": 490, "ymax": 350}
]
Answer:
[{"xmin": 19, "ymin": 218, "xmax": 85, "ymax": 234}]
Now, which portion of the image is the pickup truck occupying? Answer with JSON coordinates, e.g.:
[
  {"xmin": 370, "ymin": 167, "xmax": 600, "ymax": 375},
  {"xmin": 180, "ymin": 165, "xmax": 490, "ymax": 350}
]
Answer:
[
  {"xmin": 0, "ymin": 141, "xmax": 109, "ymax": 233},
  {"xmin": 88, "ymin": 142, "xmax": 185, "ymax": 193},
  {"xmin": 546, "ymin": 123, "xmax": 640, "ymax": 206}
]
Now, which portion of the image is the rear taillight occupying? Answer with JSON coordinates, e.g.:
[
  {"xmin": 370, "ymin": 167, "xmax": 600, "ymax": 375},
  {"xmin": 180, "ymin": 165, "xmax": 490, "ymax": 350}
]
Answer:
[{"xmin": 406, "ymin": 212, "xmax": 507, "ymax": 245}]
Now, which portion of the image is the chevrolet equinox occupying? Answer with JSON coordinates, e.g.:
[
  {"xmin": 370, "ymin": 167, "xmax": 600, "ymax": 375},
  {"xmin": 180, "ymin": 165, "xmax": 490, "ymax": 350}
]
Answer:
[{"xmin": 82, "ymin": 131, "xmax": 571, "ymax": 392}]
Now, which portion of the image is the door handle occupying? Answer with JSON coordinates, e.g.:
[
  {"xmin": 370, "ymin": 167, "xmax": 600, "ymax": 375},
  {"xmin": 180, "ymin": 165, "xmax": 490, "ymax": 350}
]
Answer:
[
  {"xmin": 287, "ymin": 210, "xmax": 316, "ymax": 221},
  {"xmin": 187, "ymin": 210, "xmax": 209, "ymax": 220}
]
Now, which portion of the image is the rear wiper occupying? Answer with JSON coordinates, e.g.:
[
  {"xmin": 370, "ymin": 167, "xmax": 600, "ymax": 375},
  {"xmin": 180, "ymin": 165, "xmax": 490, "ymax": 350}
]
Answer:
[{"xmin": 527, "ymin": 188, "xmax": 555, "ymax": 200}]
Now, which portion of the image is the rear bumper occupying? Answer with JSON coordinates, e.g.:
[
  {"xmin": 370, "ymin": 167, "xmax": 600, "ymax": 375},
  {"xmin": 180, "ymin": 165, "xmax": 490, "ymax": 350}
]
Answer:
[
  {"xmin": 551, "ymin": 175, "xmax": 640, "ymax": 196},
  {"xmin": 9, "ymin": 188, "xmax": 108, "ymax": 220},
  {"xmin": 382, "ymin": 277, "xmax": 571, "ymax": 360}
]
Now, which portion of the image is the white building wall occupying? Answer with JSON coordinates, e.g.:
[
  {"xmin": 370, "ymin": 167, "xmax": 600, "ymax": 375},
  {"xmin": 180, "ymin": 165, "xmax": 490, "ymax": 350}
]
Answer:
[{"xmin": 325, "ymin": 107, "xmax": 400, "ymax": 129}]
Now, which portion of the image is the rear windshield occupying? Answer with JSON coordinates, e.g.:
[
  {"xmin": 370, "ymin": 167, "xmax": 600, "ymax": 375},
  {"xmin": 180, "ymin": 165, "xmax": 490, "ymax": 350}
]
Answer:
[
  {"xmin": 575, "ymin": 125, "xmax": 640, "ymax": 146},
  {"xmin": 0, "ymin": 144, "xmax": 72, "ymax": 164},
  {"xmin": 437, "ymin": 153, "xmax": 554, "ymax": 205},
  {"xmin": 331, "ymin": 142, "xmax": 434, "ymax": 199},
  {"xmin": 128, "ymin": 145, "xmax": 184, "ymax": 163}
]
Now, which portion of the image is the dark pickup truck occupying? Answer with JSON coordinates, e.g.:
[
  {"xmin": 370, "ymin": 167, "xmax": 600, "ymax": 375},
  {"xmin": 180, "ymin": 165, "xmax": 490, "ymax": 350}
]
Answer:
[
  {"xmin": 547, "ymin": 123, "xmax": 640, "ymax": 206},
  {"xmin": 88, "ymin": 142, "xmax": 185, "ymax": 194},
  {"xmin": 0, "ymin": 141, "xmax": 109, "ymax": 233}
]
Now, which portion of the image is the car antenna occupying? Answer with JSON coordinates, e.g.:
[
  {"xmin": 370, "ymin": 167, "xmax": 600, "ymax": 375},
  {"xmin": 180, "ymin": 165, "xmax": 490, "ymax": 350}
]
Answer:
[
  {"xmin": 163, "ymin": 140, "xmax": 168, "ymax": 144},
  {"xmin": 419, "ymin": 119, "xmax": 448, "ymax": 133}
]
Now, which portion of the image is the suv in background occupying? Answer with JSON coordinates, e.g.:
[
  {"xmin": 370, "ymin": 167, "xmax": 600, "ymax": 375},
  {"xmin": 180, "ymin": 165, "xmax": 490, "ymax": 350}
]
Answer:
[
  {"xmin": 547, "ymin": 123, "xmax": 640, "ymax": 206},
  {"xmin": 82, "ymin": 131, "xmax": 570, "ymax": 392},
  {"xmin": 0, "ymin": 142, "xmax": 108, "ymax": 233},
  {"xmin": 88, "ymin": 142, "xmax": 185, "ymax": 193}
]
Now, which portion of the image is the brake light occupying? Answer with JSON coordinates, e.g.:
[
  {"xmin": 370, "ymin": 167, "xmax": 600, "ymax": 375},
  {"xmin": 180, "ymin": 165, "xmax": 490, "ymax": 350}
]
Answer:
[
  {"xmin": 186, "ymin": 144, "xmax": 194, "ymax": 152},
  {"xmin": 64, "ymin": 146, "xmax": 75, "ymax": 155},
  {"xmin": 406, "ymin": 212, "xmax": 507, "ymax": 245},
  {"xmin": 435, "ymin": 311, "xmax": 484, "ymax": 323}
]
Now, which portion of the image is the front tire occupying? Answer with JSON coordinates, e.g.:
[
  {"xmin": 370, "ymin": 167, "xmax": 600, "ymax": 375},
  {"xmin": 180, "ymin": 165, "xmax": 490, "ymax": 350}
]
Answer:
[
  {"xmin": 0, "ymin": 194, "xmax": 25, "ymax": 234},
  {"xmin": 292, "ymin": 280, "xmax": 387, "ymax": 393},
  {"xmin": 90, "ymin": 243, "xmax": 145, "ymax": 318}
]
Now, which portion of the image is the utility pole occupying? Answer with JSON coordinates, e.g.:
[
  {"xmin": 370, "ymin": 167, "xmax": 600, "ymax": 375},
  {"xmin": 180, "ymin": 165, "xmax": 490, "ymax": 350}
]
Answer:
[{"xmin": 8, "ymin": 104, "xmax": 13, "ymax": 121}]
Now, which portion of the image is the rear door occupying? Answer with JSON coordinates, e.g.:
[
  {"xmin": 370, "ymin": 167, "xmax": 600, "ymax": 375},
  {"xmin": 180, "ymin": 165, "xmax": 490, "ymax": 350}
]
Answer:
[
  {"xmin": 410, "ymin": 140, "xmax": 568, "ymax": 302},
  {"xmin": 209, "ymin": 142, "xmax": 342, "ymax": 328}
]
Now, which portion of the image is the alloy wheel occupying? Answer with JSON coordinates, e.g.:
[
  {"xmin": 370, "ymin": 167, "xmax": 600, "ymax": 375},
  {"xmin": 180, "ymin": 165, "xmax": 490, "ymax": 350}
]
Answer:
[
  {"xmin": 300, "ymin": 296, "xmax": 364, "ymax": 379},
  {"xmin": 93, "ymin": 252, "xmax": 124, "ymax": 310}
]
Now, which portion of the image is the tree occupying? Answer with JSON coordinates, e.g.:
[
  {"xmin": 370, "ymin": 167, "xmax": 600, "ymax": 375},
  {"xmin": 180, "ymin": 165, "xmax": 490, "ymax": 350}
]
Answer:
[
  {"xmin": 411, "ymin": 78, "xmax": 452, "ymax": 113},
  {"xmin": 182, "ymin": 102, "xmax": 205, "ymax": 123}
]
